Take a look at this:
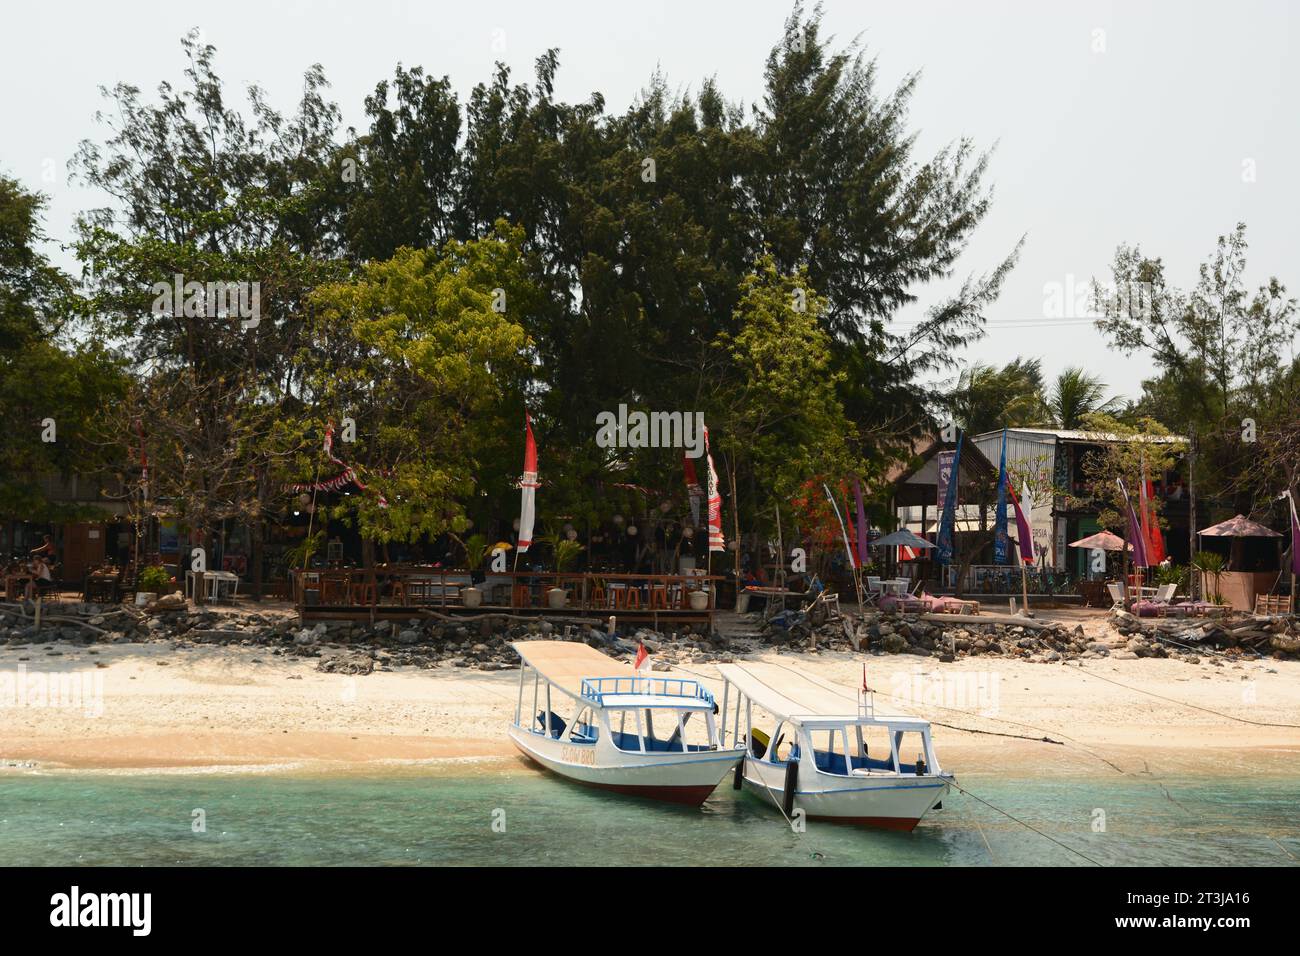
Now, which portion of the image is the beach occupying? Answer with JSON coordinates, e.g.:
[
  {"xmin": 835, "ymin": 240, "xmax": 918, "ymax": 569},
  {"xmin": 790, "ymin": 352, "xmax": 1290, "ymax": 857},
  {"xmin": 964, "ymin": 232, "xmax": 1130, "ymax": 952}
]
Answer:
[{"xmin": 3, "ymin": 629, "xmax": 1297, "ymax": 779}]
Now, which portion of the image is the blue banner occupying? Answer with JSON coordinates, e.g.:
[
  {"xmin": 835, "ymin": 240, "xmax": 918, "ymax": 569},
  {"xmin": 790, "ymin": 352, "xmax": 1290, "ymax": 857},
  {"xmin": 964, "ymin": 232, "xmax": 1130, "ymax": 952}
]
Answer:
[
  {"xmin": 994, "ymin": 428, "xmax": 1009, "ymax": 564},
  {"xmin": 936, "ymin": 434, "xmax": 963, "ymax": 565}
]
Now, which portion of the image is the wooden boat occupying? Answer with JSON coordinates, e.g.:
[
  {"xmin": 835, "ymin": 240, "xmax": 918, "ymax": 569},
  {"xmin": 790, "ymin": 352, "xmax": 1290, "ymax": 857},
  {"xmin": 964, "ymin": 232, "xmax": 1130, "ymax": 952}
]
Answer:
[
  {"xmin": 509, "ymin": 641, "xmax": 744, "ymax": 805},
  {"xmin": 716, "ymin": 661, "xmax": 953, "ymax": 831}
]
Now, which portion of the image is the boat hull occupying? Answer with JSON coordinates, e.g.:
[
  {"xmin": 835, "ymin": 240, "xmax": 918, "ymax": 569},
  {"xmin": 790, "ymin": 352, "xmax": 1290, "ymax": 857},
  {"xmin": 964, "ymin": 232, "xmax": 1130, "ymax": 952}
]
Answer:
[
  {"xmin": 741, "ymin": 757, "xmax": 951, "ymax": 831},
  {"xmin": 508, "ymin": 725, "xmax": 742, "ymax": 807}
]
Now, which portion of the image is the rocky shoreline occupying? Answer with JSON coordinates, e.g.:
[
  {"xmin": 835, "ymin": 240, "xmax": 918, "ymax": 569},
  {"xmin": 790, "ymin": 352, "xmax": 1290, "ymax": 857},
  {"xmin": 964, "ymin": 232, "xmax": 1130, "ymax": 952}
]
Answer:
[{"xmin": 2, "ymin": 596, "xmax": 1297, "ymax": 677}]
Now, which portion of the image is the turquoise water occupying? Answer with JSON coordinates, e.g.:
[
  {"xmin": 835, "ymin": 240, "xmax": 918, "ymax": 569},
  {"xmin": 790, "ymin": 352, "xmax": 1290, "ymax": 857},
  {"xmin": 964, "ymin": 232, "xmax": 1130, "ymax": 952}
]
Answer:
[{"xmin": 1, "ymin": 767, "xmax": 1296, "ymax": 866}]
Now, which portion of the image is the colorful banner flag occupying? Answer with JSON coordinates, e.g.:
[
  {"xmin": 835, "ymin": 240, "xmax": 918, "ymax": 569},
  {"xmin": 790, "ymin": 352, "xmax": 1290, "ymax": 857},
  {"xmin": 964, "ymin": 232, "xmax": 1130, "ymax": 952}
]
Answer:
[
  {"xmin": 994, "ymin": 428, "xmax": 1009, "ymax": 565},
  {"xmin": 704, "ymin": 426, "xmax": 724, "ymax": 552},
  {"xmin": 1118, "ymin": 477, "xmax": 1149, "ymax": 568},
  {"xmin": 313, "ymin": 420, "xmax": 388, "ymax": 508},
  {"xmin": 1009, "ymin": 480, "xmax": 1035, "ymax": 564},
  {"xmin": 935, "ymin": 435, "xmax": 963, "ymax": 565},
  {"xmin": 823, "ymin": 482, "xmax": 857, "ymax": 571},
  {"xmin": 1143, "ymin": 474, "xmax": 1166, "ymax": 564},
  {"xmin": 517, "ymin": 411, "xmax": 538, "ymax": 552},
  {"xmin": 854, "ymin": 478, "xmax": 868, "ymax": 565},
  {"xmin": 683, "ymin": 455, "xmax": 703, "ymax": 527}
]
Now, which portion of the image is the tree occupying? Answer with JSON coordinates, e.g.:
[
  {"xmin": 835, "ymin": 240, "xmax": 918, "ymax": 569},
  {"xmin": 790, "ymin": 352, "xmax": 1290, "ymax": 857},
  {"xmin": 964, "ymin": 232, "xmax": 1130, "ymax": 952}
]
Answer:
[
  {"xmin": 307, "ymin": 224, "xmax": 537, "ymax": 544},
  {"xmin": 944, "ymin": 358, "xmax": 1046, "ymax": 435},
  {"xmin": 0, "ymin": 175, "xmax": 126, "ymax": 524},
  {"xmin": 1093, "ymin": 224, "xmax": 1297, "ymax": 515},
  {"xmin": 1046, "ymin": 367, "xmax": 1120, "ymax": 429},
  {"xmin": 1072, "ymin": 414, "xmax": 1185, "ymax": 534},
  {"xmin": 71, "ymin": 31, "xmax": 349, "ymax": 593}
]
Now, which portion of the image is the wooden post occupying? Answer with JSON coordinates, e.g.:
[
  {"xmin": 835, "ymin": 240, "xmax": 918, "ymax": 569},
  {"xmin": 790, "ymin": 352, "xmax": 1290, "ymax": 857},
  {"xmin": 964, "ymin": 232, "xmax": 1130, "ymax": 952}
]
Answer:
[
  {"xmin": 1020, "ymin": 565, "xmax": 1030, "ymax": 617},
  {"xmin": 774, "ymin": 506, "xmax": 785, "ymax": 590}
]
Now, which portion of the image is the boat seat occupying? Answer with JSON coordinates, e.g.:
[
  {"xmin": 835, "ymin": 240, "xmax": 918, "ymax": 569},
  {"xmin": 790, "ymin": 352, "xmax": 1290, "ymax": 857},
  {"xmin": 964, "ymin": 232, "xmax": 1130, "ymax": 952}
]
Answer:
[{"xmin": 535, "ymin": 711, "xmax": 567, "ymax": 739}]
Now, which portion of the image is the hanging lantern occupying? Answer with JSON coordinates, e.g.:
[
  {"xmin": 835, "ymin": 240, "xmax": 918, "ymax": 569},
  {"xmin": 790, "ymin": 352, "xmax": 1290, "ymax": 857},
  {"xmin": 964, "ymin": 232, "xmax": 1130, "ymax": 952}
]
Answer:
[
  {"xmin": 612, "ymin": 514, "xmax": 624, "ymax": 526},
  {"xmin": 682, "ymin": 526, "xmax": 694, "ymax": 539},
  {"xmin": 566, "ymin": 529, "xmax": 578, "ymax": 541},
  {"xmin": 626, "ymin": 525, "xmax": 638, "ymax": 537},
  {"xmin": 298, "ymin": 493, "xmax": 311, "ymax": 507}
]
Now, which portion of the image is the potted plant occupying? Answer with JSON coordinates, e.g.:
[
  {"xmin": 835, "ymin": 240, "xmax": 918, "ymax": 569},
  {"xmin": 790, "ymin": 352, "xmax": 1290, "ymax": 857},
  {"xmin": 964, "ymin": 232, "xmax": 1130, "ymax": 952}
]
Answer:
[
  {"xmin": 135, "ymin": 564, "xmax": 171, "ymax": 605},
  {"xmin": 548, "ymin": 539, "xmax": 584, "ymax": 609},
  {"xmin": 284, "ymin": 531, "xmax": 325, "ymax": 603},
  {"xmin": 1192, "ymin": 551, "xmax": 1226, "ymax": 604},
  {"xmin": 461, "ymin": 533, "xmax": 490, "ymax": 608}
]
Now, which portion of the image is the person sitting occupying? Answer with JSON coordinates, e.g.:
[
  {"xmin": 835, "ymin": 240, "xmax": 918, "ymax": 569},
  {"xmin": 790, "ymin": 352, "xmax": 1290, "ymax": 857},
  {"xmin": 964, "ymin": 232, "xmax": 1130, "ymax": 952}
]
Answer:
[{"xmin": 25, "ymin": 557, "xmax": 55, "ymax": 599}]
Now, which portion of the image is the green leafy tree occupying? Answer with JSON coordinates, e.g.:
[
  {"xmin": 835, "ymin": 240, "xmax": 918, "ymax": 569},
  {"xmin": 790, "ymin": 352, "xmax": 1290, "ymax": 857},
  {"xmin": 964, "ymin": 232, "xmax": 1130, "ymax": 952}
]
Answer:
[{"xmin": 1046, "ymin": 367, "xmax": 1121, "ymax": 428}]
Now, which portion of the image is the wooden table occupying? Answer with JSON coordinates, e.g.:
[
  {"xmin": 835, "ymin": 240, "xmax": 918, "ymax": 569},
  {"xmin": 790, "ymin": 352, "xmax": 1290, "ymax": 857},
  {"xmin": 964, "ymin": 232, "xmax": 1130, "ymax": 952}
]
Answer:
[{"xmin": 84, "ymin": 572, "xmax": 121, "ymax": 603}]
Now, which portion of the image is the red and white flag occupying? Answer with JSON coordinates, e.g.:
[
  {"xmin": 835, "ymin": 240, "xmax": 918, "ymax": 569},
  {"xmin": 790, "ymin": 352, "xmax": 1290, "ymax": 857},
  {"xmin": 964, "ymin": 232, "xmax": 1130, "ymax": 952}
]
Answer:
[
  {"xmin": 634, "ymin": 641, "xmax": 649, "ymax": 671},
  {"xmin": 704, "ymin": 426, "xmax": 725, "ymax": 552},
  {"xmin": 517, "ymin": 411, "xmax": 539, "ymax": 552}
]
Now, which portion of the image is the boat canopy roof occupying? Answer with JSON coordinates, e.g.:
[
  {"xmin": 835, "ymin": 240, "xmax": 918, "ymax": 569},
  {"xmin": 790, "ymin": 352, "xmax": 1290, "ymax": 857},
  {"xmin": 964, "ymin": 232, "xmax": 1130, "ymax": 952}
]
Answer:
[
  {"xmin": 513, "ymin": 641, "xmax": 715, "ymax": 709},
  {"xmin": 716, "ymin": 661, "xmax": 930, "ymax": 730},
  {"xmin": 514, "ymin": 641, "xmax": 634, "ymax": 696}
]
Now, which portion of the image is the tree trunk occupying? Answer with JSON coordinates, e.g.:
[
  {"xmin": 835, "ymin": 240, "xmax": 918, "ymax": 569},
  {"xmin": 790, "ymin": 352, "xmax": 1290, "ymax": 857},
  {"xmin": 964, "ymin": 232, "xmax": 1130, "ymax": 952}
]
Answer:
[{"xmin": 251, "ymin": 517, "xmax": 264, "ymax": 602}]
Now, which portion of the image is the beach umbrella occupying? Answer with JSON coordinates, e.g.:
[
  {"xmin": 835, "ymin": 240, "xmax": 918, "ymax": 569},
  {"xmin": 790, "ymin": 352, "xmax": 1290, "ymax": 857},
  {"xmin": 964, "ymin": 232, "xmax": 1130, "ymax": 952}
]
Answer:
[
  {"xmin": 871, "ymin": 529, "xmax": 935, "ymax": 550},
  {"xmin": 1068, "ymin": 530, "xmax": 1129, "ymax": 551},
  {"xmin": 1196, "ymin": 515, "xmax": 1281, "ymax": 538}
]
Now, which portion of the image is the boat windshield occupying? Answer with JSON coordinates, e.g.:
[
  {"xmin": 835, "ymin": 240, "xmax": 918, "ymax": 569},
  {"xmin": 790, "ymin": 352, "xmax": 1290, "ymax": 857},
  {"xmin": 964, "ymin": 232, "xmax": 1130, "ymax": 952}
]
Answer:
[
  {"xmin": 800, "ymin": 722, "xmax": 907, "ymax": 776},
  {"xmin": 607, "ymin": 707, "xmax": 715, "ymax": 754}
]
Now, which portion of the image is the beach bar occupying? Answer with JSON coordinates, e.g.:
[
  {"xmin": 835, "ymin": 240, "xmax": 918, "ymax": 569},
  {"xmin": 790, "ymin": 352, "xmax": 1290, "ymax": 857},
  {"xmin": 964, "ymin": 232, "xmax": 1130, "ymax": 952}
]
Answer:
[{"xmin": 290, "ymin": 566, "xmax": 722, "ymax": 627}]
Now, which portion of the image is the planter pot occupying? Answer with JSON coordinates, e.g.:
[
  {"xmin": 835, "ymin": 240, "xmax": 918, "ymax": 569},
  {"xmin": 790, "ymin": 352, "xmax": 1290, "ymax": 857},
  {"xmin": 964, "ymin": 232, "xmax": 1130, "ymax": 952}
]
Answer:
[
  {"xmin": 735, "ymin": 590, "xmax": 750, "ymax": 614},
  {"xmin": 462, "ymin": 586, "xmax": 483, "ymax": 609},
  {"xmin": 547, "ymin": 587, "xmax": 568, "ymax": 610},
  {"xmin": 688, "ymin": 590, "xmax": 710, "ymax": 612}
]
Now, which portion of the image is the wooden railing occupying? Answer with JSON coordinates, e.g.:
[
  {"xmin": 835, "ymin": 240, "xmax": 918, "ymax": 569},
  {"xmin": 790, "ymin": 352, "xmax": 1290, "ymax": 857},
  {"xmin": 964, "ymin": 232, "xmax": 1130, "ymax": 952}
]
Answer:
[{"xmin": 290, "ymin": 566, "xmax": 723, "ymax": 614}]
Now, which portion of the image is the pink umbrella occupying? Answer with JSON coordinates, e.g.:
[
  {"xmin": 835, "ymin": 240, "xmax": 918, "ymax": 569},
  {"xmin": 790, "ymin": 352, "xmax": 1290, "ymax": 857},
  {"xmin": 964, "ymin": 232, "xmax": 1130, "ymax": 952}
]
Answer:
[
  {"xmin": 1068, "ymin": 530, "xmax": 1129, "ymax": 551},
  {"xmin": 1197, "ymin": 515, "xmax": 1282, "ymax": 538}
]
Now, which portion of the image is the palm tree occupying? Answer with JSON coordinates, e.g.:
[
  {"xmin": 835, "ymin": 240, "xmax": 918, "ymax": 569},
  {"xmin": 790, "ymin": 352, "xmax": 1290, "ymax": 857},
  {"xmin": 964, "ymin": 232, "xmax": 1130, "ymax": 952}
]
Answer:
[
  {"xmin": 1046, "ymin": 367, "xmax": 1121, "ymax": 428},
  {"xmin": 946, "ymin": 358, "xmax": 1047, "ymax": 434}
]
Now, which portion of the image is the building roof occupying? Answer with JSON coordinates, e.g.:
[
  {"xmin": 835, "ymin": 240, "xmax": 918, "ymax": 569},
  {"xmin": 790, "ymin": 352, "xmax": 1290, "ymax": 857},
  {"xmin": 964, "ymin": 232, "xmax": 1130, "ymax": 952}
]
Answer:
[{"xmin": 972, "ymin": 427, "xmax": 1187, "ymax": 444}]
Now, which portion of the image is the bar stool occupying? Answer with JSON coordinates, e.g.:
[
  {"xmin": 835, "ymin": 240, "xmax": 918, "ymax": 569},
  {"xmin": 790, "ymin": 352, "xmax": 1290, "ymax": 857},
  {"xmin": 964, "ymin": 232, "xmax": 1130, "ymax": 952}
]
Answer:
[
  {"xmin": 617, "ymin": 585, "xmax": 642, "ymax": 610},
  {"xmin": 648, "ymin": 582, "xmax": 670, "ymax": 609},
  {"xmin": 589, "ymin": 579, "xmax": 606, "ymax": 609},
  {"xmin": 388, "ymin": 578, "xmax": 407, "ymax": 605},
  {"xmin": 512, "ymin": 582, "xmax": 533, "ymax": 607},
  {"xmin": 321, "ymin": 573, "xmax": 349, "ymax": 605},
  {"xmin": 350, "ymin": 578, "xmax": 377, "ymax": 605}
]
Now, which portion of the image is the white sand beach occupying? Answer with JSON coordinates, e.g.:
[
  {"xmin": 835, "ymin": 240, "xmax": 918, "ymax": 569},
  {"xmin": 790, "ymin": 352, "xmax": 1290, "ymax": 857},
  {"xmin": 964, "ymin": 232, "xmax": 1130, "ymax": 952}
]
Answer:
[{"xmin": 2, "ymin": 634, "xmax": 1297, "ymax": 778}]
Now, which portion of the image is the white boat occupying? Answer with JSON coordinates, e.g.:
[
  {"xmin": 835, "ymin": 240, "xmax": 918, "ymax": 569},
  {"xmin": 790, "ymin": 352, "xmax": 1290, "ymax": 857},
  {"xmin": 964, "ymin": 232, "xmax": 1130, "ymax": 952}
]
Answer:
[
  {"xmin": 509, "ymin": 641, "xmax": 744, "ymax": 806},
  {"xmin": 716, "ymin": 661, "xmax": 953, "ymax": 831}
]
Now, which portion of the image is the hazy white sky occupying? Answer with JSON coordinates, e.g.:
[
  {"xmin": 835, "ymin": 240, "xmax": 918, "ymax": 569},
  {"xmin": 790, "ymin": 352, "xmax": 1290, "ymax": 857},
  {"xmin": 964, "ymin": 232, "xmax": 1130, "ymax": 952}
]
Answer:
[{"xmin": 4, "ymin": 0, "xmax": 1297, "ymax": 402}]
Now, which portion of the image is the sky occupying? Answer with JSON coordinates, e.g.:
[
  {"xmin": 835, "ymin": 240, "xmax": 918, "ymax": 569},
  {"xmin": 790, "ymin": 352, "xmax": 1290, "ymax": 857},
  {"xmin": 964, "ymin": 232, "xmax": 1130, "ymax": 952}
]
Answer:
[{"xmin": 3, "ymin": 0, "xmax": 1298, "ymax": 403}]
